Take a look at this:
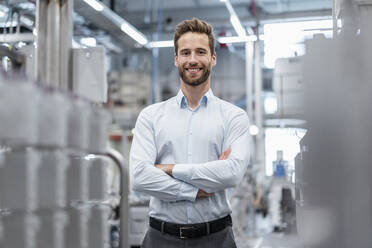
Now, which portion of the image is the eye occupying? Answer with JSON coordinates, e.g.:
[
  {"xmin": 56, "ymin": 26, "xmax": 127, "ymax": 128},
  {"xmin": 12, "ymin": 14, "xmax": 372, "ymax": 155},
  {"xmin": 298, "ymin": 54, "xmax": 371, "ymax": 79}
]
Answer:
[
  {"xmin": 198, "ymin": 50, "xmax": 207, "ymax": 55},
  {"xmin": 181, "ymin": 50, "xmax": 190, "ymax": 55}
]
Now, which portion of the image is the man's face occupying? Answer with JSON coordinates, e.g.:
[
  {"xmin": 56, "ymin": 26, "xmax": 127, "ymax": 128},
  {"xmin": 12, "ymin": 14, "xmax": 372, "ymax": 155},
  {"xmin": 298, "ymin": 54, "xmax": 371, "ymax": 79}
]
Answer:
[{"xmin": 174, "ymin": 32, "xmax": 216, "ymax": 87}]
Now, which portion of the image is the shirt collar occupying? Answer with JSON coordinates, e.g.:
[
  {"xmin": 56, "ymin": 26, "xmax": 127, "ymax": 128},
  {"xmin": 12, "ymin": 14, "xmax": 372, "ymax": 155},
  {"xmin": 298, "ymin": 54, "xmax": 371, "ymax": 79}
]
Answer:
[{"xmin": 176, "ymin": 88, "xmax": 214, "ymax": 109}]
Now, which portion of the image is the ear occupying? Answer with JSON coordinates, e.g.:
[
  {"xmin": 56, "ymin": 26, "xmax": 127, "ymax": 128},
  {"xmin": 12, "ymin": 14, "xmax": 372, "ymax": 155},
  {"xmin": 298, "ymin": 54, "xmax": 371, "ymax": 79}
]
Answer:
[
  {"xmin": 174, "ymin": 53, "xmax": 179, "ymax": 67},
  {"xmin": 211, "ymin": 52, "xmax": 217, "ymax": 67}
]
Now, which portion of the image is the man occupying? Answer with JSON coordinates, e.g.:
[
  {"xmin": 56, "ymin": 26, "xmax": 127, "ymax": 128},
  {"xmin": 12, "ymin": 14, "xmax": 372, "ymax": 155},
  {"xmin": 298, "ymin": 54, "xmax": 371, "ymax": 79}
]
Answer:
[{"xmin": 130, "ymin": 18, "xmax": 250, "ymax": 248}]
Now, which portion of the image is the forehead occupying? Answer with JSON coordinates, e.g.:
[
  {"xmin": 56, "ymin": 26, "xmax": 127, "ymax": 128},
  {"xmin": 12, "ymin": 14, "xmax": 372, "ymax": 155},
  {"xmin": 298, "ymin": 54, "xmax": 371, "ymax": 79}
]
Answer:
[{"xmin": 177, "ymin": 32, "xmax": 210, "ymax": 52}]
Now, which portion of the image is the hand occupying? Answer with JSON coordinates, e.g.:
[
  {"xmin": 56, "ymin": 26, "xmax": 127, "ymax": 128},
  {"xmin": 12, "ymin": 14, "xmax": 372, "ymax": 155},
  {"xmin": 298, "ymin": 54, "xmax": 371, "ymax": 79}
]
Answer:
[
  {"xmin": 218, "ymin": 148, "xmax": 231, "ymax": 160},
  {"xmin": 155, "ymin": 164, "xmax": 175, "ymax": 177},
  {"xmin": 196, "ymin": 189, "xmax": 214, "ymax": 198}
]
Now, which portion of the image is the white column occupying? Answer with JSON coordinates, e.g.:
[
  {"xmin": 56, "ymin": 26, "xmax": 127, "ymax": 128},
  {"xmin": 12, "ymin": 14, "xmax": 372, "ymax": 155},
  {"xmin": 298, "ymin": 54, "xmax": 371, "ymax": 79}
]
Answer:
[
  {"xmin": 245, "ymin": 41, "xmax": 254, "ymax": 120},
  {"xmin": 254, "ymin": 39, "xmax": 265, "ymax": 170}
]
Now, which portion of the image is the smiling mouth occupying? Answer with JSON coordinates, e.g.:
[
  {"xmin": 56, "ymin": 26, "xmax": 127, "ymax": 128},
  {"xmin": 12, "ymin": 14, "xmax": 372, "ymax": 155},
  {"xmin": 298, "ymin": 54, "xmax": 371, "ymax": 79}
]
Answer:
[{"xmin": 186, "ymin": 68, "xmax": 202, "ymax": 74}]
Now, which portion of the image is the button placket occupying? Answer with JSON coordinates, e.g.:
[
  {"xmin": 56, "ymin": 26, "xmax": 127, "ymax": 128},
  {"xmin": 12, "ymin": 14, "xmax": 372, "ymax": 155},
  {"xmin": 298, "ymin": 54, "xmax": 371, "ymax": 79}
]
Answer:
[
  {"xmin": 187, "ymin": 112, "xmax": 194, "ymax": 162},
  {"xmin": 186, "ymin": 110, "xmax": 195, "ymax": 223}
]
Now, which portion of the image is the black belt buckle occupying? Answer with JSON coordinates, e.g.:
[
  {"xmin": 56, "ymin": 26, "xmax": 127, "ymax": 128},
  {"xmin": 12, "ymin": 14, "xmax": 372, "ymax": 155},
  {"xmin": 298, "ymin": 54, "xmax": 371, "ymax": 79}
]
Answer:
[{"xmin": 179, "ymin": 226, "xmax": 194, "ymax": 239}]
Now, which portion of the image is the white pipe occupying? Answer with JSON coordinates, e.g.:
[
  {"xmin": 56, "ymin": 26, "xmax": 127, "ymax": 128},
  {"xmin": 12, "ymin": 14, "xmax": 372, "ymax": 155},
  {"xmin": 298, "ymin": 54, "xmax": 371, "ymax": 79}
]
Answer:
[
  {"xmin": 254, "ymin": 39, "xmax": 265, "ymax": 170},
  {"xmin": 245, "ymin": 41, "xmax": 254, "ymax": 120},
  {"xmin": 332, "ymin": 0, "xmax": 337, "ymax": 37}
]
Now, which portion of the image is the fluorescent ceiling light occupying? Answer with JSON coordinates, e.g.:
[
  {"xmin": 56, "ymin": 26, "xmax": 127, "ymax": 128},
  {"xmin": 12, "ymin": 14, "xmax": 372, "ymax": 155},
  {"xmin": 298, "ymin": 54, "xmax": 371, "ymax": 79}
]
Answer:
[
  {"xmin": 83, "ymin": 0, "xmax": 148, "ymax": 47},
  {"xmin": 218, "ymin": 35, "xmax": 265, "ymax": 43},
  {"xmin": 121, "ymin": 22, "xmax": 148, "ymax": 45},
  {"xmin": 83, "ymin": 0, "xmax": 104, "ymax": 11},
  {"xmin": 218, "ymin": 36, "xmax": 255, "ymax": 43},
  {"xmin": 222, "ymin": 0, "xmax": 246, "ymax": 37},
  {"xmin": 230, "ymin": 15, "xmax": 246, "ymax": 37},
  {"xmin": 148, "ymin": 40, "xmax": 174, "ymax": 48}
]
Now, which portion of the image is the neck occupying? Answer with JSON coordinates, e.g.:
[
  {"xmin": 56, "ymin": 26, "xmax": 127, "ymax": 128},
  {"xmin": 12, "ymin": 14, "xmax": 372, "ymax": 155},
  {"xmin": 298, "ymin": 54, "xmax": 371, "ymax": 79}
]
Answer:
[{"xmin": 180, "ymin": 80, "xmax": 210, "ymax": 109}]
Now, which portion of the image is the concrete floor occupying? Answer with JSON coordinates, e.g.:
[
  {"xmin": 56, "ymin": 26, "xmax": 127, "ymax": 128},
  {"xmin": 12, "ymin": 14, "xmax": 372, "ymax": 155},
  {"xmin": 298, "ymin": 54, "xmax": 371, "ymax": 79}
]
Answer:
[
  {"xmin": 236, "ymin": 233, "xmax": 301, "ymax": 248},
  {"xmin": 260, "ymin": 233, "xmax": 301, "ymax": 248},
  {"xmin": 234, "ymin": 212, "xmax": 301, "ymax": 248}
]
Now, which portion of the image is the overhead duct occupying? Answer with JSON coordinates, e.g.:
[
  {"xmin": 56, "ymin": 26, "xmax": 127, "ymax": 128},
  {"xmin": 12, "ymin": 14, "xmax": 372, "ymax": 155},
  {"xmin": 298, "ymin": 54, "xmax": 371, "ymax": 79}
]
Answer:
[{"xmin": 74, "ymin": 0, "xmax": 149, "ymax": 49}]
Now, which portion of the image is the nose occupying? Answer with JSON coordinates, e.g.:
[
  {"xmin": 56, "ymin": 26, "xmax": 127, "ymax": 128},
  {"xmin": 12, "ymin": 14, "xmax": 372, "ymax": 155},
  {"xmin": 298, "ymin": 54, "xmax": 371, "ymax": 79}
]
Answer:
[{"xmin": 188, "ymin": 52, "xmax": 198, "ymax": 65}]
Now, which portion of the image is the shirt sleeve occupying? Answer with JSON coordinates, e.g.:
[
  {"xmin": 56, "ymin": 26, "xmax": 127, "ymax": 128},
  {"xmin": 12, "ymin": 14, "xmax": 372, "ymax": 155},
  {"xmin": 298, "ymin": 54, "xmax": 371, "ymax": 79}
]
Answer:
[
  {"xmin": 130, "ymin": 107, "xmax": 198, "ymax": 202},
  {"xmin": 172, "ymin": 110, "xmax": 250, "ymax": 193}
]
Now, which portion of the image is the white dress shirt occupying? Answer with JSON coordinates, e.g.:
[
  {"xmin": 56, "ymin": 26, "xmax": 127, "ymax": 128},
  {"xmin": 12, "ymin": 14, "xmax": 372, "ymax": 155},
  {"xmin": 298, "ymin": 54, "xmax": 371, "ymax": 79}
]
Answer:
[{"xmin": 130, "ymin": 89, "xmax": 250, "ymax": 224}]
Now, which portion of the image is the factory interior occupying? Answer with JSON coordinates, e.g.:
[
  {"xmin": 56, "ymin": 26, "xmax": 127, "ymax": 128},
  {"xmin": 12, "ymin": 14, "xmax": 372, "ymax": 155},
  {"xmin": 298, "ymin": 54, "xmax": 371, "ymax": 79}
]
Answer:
[{"xmin": 1, "ymin": 0, "xmax": 372, "ymax": 247}]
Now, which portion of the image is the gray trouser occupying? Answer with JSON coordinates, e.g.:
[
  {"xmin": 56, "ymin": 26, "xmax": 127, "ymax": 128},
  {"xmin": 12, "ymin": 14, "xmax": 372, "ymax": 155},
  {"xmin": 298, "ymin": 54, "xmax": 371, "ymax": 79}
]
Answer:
[{"xmin": 141, "ymin": 226, "xmax": 237, "ymax": 248}]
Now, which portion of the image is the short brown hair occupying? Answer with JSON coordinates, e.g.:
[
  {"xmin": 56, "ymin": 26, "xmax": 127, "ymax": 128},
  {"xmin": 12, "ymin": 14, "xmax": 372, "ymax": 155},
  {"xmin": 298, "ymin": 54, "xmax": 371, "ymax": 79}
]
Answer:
[{"xmin": 174, "ymin": 18, "xmax": 215, "ymax": 56}]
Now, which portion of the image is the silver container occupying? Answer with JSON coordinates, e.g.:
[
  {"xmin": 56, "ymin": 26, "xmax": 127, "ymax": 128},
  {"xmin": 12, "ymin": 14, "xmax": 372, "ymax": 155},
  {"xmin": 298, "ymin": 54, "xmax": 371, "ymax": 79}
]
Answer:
[
  {"xmin": 38, "ymin": 150, "xmax": 69, "ymax": 208},
  {"xmin": 1, "ymin": 212, "xmax": 40, "ymax": 248},
  {"xmin": 0, "ymin": 78, "xmax": 40, "ymax": 146},
  {"xmin": 0, "ymin": 150, "xmax": 41, "ymax": 211},
  {"xmin": 35, "ymin": 210, "xmax": 68, "ymax": 248}
]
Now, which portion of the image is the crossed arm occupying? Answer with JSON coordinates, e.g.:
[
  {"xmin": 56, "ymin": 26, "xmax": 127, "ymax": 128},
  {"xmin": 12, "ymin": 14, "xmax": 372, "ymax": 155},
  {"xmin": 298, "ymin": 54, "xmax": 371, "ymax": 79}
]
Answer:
[
  {"xmin": 130, "ymin": 108, "xmax": 250, "ymax": 202},
  {"xmin": 155, "ymin": 148, "xmax": 232, "ymax": 198}
]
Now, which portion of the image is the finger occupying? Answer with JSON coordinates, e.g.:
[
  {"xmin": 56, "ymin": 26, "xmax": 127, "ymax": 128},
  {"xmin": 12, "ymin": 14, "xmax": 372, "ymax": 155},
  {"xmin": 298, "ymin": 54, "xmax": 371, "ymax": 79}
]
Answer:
[
  {"xmin": 218, "ymin": 152, "xmax": 225, "ymax": 160},
  {"xmin": 200, "ymin": 193, "xmax": 214, "ymax": 198},
  {"xmin": 221, "ymin": 148, "xmax": 231, "ymax": 160},
  {"xmin": 225, "ymin": 147, "xmax": 232, "ymax": 157},
  {"xmin": 219, "ymin": 148, "xmax": 232, "ymax": 160},
  {"xmin": 220, "ymin": 149, "xmax": 229, "ymax": 159}
]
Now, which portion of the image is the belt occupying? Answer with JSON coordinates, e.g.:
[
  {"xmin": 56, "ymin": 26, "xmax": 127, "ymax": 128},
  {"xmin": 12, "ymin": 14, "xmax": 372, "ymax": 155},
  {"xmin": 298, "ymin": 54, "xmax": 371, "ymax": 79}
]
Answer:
[{"xmin": 149, "ymin": 215, "xmax": 232, "ymax": 239}]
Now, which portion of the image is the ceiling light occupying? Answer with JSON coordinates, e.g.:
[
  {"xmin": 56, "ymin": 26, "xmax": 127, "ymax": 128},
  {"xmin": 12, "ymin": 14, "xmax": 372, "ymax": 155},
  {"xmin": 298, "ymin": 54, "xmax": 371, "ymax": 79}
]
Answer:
[
  {"xmin": 218, "ymin": 35, "xmax": 255, "ymax": 43},
  {"xmin": 222, "ymin": 0, "xmax": 246, "ymax": 37},
  {"xmin": 230, "ymin": 15, "xmax": 246, "ymax": 37},
  {"xmin": 121, "ymin": 22, "xmax": 148, "ymax": 46},
  {"xmin": 83, "ymin": 0, "xmax": 104, "ymax": 11},
  {"xmin": 148, "ymin": 40, "xmax": 174, "ymax": 48}
]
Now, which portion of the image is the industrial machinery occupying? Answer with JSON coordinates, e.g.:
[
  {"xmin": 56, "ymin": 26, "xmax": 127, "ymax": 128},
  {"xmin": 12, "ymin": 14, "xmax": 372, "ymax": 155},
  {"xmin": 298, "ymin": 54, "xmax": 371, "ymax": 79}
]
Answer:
[
  {"xmin": 0, "ymin": 71, "xmax": 129, "ymax": 248},
  {"xmin": 295, "ymin": 0, "xmax": 372, "ymax": 247},
  {"xmin": 272, "ymin": 57, "xmax": 304, "ymax": 119},
  {"xmin": 0, "ymin": 1, "xmax": 130, "ymax": 248}
]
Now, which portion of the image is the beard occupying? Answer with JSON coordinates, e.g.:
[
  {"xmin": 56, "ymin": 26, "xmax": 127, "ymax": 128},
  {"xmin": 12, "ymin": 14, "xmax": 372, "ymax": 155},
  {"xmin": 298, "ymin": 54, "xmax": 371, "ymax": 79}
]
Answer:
[{"xmin": 178, "ymin": 64, "xmax": 211, "ymax": 87}]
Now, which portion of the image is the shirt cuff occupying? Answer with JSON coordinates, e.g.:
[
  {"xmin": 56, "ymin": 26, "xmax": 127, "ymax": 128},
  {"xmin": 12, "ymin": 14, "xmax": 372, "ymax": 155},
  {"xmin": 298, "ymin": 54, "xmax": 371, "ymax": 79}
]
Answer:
[
  {"xmin": 173, "ymin": 164, "xmax": 193, "ymax": 182},
  {"xmin": 178, "ymin": 182, "xmax": 198, "ymax": 202}
]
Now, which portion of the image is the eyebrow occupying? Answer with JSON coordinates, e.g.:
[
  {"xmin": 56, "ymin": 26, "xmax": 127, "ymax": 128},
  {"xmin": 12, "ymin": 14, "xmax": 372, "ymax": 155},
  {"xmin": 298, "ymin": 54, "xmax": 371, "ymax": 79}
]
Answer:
[{"xmin": 179, "ymin": 48, "xmax": 208, "ymax": 53}]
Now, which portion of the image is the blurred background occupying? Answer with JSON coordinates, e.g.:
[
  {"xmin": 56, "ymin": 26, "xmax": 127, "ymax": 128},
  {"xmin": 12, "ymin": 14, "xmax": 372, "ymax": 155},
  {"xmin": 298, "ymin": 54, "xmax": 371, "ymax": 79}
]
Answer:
[{"xmin": 1, "ymin": 0, "xmax": 371, "ymax": 247}]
